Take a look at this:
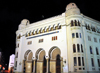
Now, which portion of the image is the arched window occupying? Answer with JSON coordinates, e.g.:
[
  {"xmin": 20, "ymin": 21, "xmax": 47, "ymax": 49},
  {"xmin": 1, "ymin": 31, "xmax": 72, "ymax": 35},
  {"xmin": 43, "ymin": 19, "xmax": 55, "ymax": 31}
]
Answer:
[
  {"xmin": 77, "ymin": 44, "xmax": 80, "ymax": 52},
  {"xmin": 71, "ymin": 20, "xmax": 73, "ymax": 26},
  {"xmin": 73, "ymin": 44, "xmax": 76, "ymax": 53},
  {"xmin": 96, "ymin": 47, "xmax": 99, "ymax": 55},
  {"xmin": 78, "ymin": 21, "xmax": 80, "ymax": 26},
  {"xmin": 75, "ymin": 20, "xmax": 77, "ymax": 26}
]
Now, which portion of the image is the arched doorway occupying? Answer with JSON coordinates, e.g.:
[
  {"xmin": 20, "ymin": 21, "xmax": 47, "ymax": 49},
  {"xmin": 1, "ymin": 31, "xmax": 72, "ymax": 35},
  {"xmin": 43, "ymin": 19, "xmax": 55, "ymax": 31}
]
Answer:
[
  {"xmin": 23, "ymin": 50, "xmax": 33, "ymax": 73},
  {"xmin": 56, "ymin": 54, "xmax": 61, "ymax": 73},
  {"xmin": 43, "ymin": 56, "xmax": 47, "ymax": 73},
  {"xmin": 49, "ymin": 46, "xmax": 62, "ymax": 73},
  {"xmin": 35, "ymin": 48, "xmax": 46, "ymax": 73}
]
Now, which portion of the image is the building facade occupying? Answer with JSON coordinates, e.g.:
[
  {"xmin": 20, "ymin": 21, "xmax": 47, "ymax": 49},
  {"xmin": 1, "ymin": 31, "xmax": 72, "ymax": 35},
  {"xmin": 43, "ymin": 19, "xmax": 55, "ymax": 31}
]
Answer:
[{"xmin": 14, "ymin": 3, "xmax": 100, "ymax": 73}]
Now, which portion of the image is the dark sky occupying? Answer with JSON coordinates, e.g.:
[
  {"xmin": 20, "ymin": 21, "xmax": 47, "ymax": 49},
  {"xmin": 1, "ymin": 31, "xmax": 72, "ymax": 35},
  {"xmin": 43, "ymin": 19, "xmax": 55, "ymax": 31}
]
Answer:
[{"xmin": 0, "ymin": 0, "xmax": 100, "ymax": 67}]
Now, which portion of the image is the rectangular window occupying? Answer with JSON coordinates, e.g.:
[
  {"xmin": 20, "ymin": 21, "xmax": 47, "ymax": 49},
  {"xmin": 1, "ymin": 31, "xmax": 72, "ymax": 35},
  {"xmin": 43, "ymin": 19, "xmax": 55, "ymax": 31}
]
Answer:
[
  {"xmin": 81, "ymin": 45, "xmax": 83, "ymax": 52},
  {"xmin": 78, "ymin": 57, "xmax": 81, "ymax": 66},
  {"xmin": 72, "ymin": 33, "xmax": 75, "ymax": 38},
  {"xmin": 97, "ymin": 59, "xmax": 100, "ymax": 67},
  {"xmin": 90, "ymin": 46, "xmax": 93, "ymax": 54},
  {"xmin": 74, "ymin": 57, "xmax": 77, "ymax": 66},
  {"xmin": 52, "ymin": 36, "xmax": 57, "ymax": 41},
  {"xmin": 76, "ymin": 33, "xmax": 78, "ymax": 38},
  {"xmin": 79, "ymin": 33, "xmax": 82, "ymax": 38},
  {"xmin": 15, "ymin": 61, "xmax": 17, "ymax": 67},
  {"xmin": 77, "ymin": 44, "xmax": 80, "ymax": 52},
  {"xmin": 96, "ymin": 47, "xmax": 99, "ymax": 55},
  {"xmin": 73, "ymin": 44, "xmax": 76, "ymax": 53},
  {"xmin": 27, "ymin": 41, "xmax": 32, "ymax": 45},
  {"xmin": 88, "ymin": 36, "xmax": 91, "ymax": 41},
  {"xmin": 39, "ymin": 39, "xmax": 43, "ymax": 43},
  {"xmin": 82, "ymin": 57, "xmax": 84, "ymax": 66},
  {"xmin": 56, "ymin": 36, "xmax": 57, "ymax": 40},
  {"xmin": 94, "ymin": 38, "xmax": 97, "ymax": 42},
  {"xmin": 91, "ymin": 58, "xmax": 94, "ymax": 67}
]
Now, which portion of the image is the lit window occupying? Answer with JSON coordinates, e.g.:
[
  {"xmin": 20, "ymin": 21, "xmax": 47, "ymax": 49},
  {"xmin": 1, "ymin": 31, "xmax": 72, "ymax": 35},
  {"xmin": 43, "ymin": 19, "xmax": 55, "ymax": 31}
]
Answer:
[
  {"xmin": 77, "ymin": 44, "xmax": 80, "ymax": 52},
  {"xmin": 73, "ymin": 44, "xmax": 76, "ymax": 53},
  {"xmin": 94, "ymin": 38, "xmax": 97, "ymax": 42},
  {"xmin": 88, "ymin": 36, "xmax": 91, "ymax": 41},
  {"xmin": 90, "ymin": 46, "xmax": 93, "ymax": 54},
  {"xmin": 91, "ymin": 58, "xmax": 94, "ymax": 67},
  {"xmin": 72, "ymin": 33, "xmax": 75, "ymax": 38},
  {"xmin": 96, "ymin": 47, "xmax": 99, "ymax": 55},
  {"xmin": 78, "ymin": 57, "xmax": 81, "ymax": 66},
  {"xmin": 76, "ymin": 33, "xmax": 78, "ymax": 38},
  {"xmin": 74, "ymin": 57, "xmax": 77, "ymax": 66}
]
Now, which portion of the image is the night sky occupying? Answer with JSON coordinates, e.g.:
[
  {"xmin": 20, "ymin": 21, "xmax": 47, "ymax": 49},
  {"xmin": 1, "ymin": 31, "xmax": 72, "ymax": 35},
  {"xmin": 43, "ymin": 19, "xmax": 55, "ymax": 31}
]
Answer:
[{"xmin": 0, "ymin": 0, "xmax": 100, "ymax": 67}]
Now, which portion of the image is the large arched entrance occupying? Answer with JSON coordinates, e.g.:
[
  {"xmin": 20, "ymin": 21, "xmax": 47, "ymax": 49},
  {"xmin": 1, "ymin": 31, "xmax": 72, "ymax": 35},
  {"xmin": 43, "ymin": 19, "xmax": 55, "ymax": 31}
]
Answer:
[
  {"xmin": 49, "ymin": 46, "xmax": 62, "ymax": 73},
  {"xmin": 35, "ymin": 48, "xmax": 46, "ymax": 73},
  {"xmin": 56, "ymin": 54, "xmax": 61, "ymax": 73},
  {"xmin": 23, "ymin": 50, "xmax": 33, "ymax": 73}
]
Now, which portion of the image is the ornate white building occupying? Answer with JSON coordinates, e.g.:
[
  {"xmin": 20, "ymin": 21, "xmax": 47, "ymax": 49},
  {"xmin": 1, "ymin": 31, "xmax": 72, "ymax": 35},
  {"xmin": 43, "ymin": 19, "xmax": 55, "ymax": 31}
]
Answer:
[{"xmin": 14, "ymin": 3, "xmax": 100, "ymax": 73}]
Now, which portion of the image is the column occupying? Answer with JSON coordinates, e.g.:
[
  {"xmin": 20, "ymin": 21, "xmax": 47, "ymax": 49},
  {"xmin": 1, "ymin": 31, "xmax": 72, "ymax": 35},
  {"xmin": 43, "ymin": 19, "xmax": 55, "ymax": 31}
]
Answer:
[
  {"xmin": 46, "ymin": 56, "xmax": 49, "ymax": 73},
  {"xmin": 33, "ymin": 58, "xmax": 36, "ymax": 73}
]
